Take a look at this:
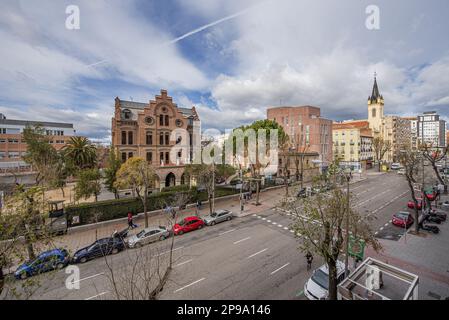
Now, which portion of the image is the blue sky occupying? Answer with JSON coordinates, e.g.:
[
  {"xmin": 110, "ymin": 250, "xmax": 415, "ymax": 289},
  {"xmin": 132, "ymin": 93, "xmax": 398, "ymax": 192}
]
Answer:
[{"xmin": 0, "ymin": 0, "xmax": 449, "ymax": 142}]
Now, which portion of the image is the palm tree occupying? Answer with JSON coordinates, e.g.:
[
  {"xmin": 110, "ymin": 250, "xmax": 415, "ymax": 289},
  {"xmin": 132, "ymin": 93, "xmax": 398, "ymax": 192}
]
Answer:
[{"xmin": 63, "ymin": 136, "xmax": 97, "ymax": 170}]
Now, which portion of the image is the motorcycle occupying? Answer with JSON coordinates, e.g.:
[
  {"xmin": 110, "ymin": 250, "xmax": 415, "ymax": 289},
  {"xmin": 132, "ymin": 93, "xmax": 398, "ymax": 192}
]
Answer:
[
  {"xmin": 419, "ymin": 222, "xmax": 440, "ymax": 234},
  {"xmin": 424, "ymin": 214, "xmax": 443, "ymax": 224},
  {"xmin": 428, "ymin": 209, "xmax": 447, "ymax": 221}
]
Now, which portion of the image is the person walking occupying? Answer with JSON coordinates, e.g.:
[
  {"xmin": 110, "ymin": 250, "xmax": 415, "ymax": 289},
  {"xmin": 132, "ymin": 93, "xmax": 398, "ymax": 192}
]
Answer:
[
  {"xmin": 306, "ymin": 251, "xmax": 313, "ymax": 271},
  {"xmin": 127, "ymin": 212, "xmax": 138, "ymax": 229}
]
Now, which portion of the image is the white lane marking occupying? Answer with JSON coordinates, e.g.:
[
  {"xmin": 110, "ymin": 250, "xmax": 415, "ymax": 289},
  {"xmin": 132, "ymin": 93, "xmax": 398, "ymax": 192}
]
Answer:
[
  {"xmin": 375, "ymin": 231, "xmax": 378, "ymax": 235},
  {"xmin": 370, "ymin": 190, "xmax": 409, "ymax": 214},
  {"xmin": 252, "ymin": 214, "xmax": 257, "ymax": 217},
  {"xmin": 270, "ymin": 263, "xmax": 290, "ymax": 275},
  {"xmin": 380, "ymin": 227, "xmax": 384, "ymax": 231},
  {"xmin": 71, "ymin": 272, "xmax": 104, "ymax": 284},
  {"xmin": 174, "ymin": 278, "xmax": 206, "ymax": 293},
  {"xmin": 290, "ymin": 230, "xmax": 294, "ymax": 233},
  {"xmin": 272, "ymin": 222, "xmax": 277, "ymax": 225},
  {"xmin": 174, "ymin": 259, "xmax": 193, "ymax": 267},
  {"xmin": 233, "ymin": 237, "xmax": 251, "ymax": 244},
  {"xmin": 389, "ymin": 220, "xmax": 392, "ymax": 223},
  {"xmin": 157, "ymin": 246, "xmax": 184, "ymax": 256},
  {"xmin": 219, "ymin": 229, "xmax": 236, "ymax": 236},
  {"xmin": 262, "ymin": 218, "xmax": 267, "ymax": 221},
  {"xmin": 267, "ymin": 220, "xmax": 271, "ymax": 223},
  {"xmin": 283, "ymin": 227, "xmax": 288, "ymax": 230},
  {"xmin": 277, "ymin": 224, "xmax": 283, "ymax": 228},
  {"xmin": 384, "ymin": 223, "xmax": 389, "ymax": 227},
  {"xmin": 355, "ymin": 189, "xmax": 391, "ymax": 208},
  {"xmin": 247, "ymin": 248, "xmax": 268, "ymax": 258},
  {"xmin": 257, "ymin": 216, "xmax": 262, "ymax": 219},
  {"xmin": 85, "ymin": 291, "xmax": 109, "ymax": 300}
]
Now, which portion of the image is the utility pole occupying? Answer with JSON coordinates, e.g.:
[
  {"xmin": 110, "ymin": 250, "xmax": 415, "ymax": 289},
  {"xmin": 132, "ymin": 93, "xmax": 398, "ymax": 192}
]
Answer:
[
  {"xmin": 239, "ymin": 164, "xmax": 244, "ymax": 213},
  {"xmin": 344, "ymin": 172, "xmax": 350, "ymax": 277},
  {"xmin": 212, "ymin": 160, "xmax": 215, "ymax": 213}
]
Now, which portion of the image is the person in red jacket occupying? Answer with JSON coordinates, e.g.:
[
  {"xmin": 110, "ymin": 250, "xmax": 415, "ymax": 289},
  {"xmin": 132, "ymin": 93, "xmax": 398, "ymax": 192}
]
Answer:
[{"xmin": 127, "ymin": 212, "xmax": 138, "ymax": 229}]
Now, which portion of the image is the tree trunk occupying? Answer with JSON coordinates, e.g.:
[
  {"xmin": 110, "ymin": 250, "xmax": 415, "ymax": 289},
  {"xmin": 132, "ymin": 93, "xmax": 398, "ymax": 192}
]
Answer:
[
  {"xmin": 0, "ymin": 267, "xmax": 4, "ymax": 296},
  {"xmin": 284, "ymin": 175, "xmax": 289, "ymax": 197},
  {"xmin": 61, "ymin": 187, "xmax": 65, "ymax": 198},
  {"xmin": 327, "ymin": 260, "xmax": 338, "ymax": 300},
  {"xmin": 406, "ymin": 177, "xmax": 420, "ymax": 233},
  {"xmin": 209, "ymin": 193, "xmax": 213, "ymax": 214},
  {"xmin": 300, "ymin": 155, "xmax": 304, "ymax": 189},
  {"xmin": 143, "ymin": 189, "xmax": 148, "ymax": 228},
  {"xmin": 256, "ymin": 179, "xmax": 260, "ymax": 205}
]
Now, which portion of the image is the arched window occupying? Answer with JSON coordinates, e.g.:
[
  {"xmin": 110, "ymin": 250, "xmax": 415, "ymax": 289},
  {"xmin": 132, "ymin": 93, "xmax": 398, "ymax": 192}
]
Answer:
[
  {"xmin": 165, "ymin": 115, "xmax": 169, "ymax": 126},
  {"xmin": 372, "ymin": 108, "xmax": 377, "ymax": 118},
  {"xmin": 159, "ymin": 114, "xmax": 164, "ymax": 126}
]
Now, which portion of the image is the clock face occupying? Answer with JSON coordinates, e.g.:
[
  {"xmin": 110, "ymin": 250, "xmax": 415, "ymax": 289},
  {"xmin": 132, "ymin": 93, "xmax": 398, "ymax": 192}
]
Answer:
[
  {"xmin": 144, "ymin": 116, "xmax": 154, "ymax": 125},
  {"xmin": 176, "ymin": 119, "xmax": 183, "ymax": 127}
]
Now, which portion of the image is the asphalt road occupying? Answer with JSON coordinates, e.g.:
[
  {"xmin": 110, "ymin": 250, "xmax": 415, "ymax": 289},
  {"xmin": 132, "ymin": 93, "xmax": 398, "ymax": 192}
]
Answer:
[{"xmin": 4, "ymin": 171, "xmax": 417, "ymax": 300}]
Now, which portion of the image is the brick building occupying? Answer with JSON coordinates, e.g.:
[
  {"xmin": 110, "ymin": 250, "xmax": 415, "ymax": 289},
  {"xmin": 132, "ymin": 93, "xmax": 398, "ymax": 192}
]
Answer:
[
  {"xmin": 267, "ymin": 106, "xmax": 333, "ymax": 171},
  {"xmin": 0, "ymin": 113, "xmax": 75, "ymax": 172},
  {"xmin": 111, "ymin": 89, "xmax": 200, "ymax": 189}
]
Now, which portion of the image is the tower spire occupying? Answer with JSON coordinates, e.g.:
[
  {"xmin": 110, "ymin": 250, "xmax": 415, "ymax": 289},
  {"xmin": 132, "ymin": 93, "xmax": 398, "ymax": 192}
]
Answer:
[{"xmin": 370, "ymin": 72, "xmax": 381, "ymax": 103}]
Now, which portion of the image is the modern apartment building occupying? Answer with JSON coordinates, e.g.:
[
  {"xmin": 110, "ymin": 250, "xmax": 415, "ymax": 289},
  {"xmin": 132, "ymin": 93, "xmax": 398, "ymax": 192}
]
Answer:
[
  {"xmin": 0, "ymin": 113, "xmax": 75, "ymax": 170},
  {"xmin": 332, "ymin": 121, "xmax": 374, "ymax": 169},
  {"xmin": 111, "ymin": 89, "xmax": 200, "ymax": 189},
  {"xmin": 267, "ymin": 106, "xmax": 333, "ymax": 171},
  {"xmin": 381, "ymin": 116, "xmax": 412, "ymax": 162},
  {"xmin": 417, "ymin": 111, "xmax": 446, "ymax": 147}
]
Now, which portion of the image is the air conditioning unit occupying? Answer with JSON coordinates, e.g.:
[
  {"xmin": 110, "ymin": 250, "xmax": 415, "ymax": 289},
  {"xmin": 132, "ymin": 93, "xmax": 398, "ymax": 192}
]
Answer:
[{"xmin": 366, "ymin": 265, "xmax": 383, "ymax": 290}]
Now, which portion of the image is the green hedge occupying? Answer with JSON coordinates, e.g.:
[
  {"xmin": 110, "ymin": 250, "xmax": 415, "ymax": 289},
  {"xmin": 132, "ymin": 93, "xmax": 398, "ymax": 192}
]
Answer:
[{"xmin": 66, "ymin": 187, "xmax": 238, "ymax": 226}]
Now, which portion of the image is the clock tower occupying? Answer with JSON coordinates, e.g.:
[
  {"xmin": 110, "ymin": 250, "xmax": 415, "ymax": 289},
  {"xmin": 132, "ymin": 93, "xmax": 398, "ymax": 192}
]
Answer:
[{"xmin": 367, "ymin": 74, "xmax": 384, "ymax": 135}]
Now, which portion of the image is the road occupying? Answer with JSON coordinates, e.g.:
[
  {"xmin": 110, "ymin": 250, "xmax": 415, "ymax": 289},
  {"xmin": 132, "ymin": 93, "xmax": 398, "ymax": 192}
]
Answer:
[{"xmin": 5, "ymin": 171, "xmax": 414, "ymax": 300}]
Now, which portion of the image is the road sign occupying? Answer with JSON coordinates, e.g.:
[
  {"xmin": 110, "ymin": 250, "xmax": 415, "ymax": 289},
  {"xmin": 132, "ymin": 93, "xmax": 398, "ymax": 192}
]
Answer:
[{"xmin": 348, "ymin": 236, "xmax": 366, "ymax": 260}]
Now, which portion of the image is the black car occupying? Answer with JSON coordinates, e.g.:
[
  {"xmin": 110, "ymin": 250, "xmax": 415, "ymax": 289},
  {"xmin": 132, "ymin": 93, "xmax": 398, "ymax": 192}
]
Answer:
[
  {"xmin": 72, "ymin": 237, "xmax": 125, "ymax": 263},
  {"xmin": 297, "ymin": 188, "xmax": 308, "ymax": 198}
]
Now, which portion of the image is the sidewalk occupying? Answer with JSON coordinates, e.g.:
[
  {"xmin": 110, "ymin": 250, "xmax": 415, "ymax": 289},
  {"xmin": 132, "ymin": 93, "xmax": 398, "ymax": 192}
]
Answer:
[{"xmin": 365, "ymin": 194, "xmax": 449, "ymax": 300}]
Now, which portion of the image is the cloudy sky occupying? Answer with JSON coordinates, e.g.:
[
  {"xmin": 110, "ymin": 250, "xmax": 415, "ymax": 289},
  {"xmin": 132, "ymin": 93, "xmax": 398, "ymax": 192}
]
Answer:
[{"xmin": 0, "ymin": 0, "xmax": 448, "ymax": 142}]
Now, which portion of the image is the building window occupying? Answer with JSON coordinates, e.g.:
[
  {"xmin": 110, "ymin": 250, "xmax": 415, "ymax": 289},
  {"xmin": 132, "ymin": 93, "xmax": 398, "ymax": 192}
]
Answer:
[
  {"xmin": 121, "ymin": 131, "xmax": 127, "ymax": 145},
  {"xmin": 146, "ymin": 151, "xmax": 152, "ymax": 163},
  {"xmin": 128, "ymin": 131, "xmax": 133, "ymax": 145},
  {"xmin": 165, "ymin": 133, "xmax": 170, "ymax": 145},
  {"xmin": 160, "ymin": 152, "xmax": 164, "ymax": 164},
  {"xmin": 165, "ymin": 152, "xmax": 169, "ymax": 163},
  {"xmin": 159, "ymin": 114, "xmax": 164, "ymax": 126},
  {"xmin": 121, "ymin": 152, "xmax": 126, "ymax": 162},
  {"xmin": 165, "ymin": 115, "xmax": 169, "ymax": 126},
  {"xmin": 128, "ymin": 152, "xmax": 133, "ymax": 159},
  {"xmin": 160, "ymin": 132, "xmax": 164, "ymax": 145},
  {"xmin": 372, "ymin": 108, "xmax": 376, "ymax": 118},
  {"xmin": 146, "ymin": 132, "xmax": 153, "ymax": 145}
]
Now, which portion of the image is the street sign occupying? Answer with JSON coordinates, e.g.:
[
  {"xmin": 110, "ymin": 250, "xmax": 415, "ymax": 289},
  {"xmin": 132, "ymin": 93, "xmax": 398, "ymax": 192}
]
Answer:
[{"xmin": 348, "ymin": 236, "xmax": 366, "ymax": 260}]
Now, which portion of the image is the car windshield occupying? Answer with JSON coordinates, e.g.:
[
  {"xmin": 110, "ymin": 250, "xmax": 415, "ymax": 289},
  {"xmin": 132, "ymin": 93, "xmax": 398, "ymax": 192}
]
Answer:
[
  {"xmin": 87, "ymin": 244, "xmax": 97, "ymax": 251},
  {"xmin": 210, "ymin": 213, "xmax": 217, "ymax": 217},
  {"xmin": 311, "ymin": 269, "xmax": 329, "ymax": 290},
  {"xmin": 178, "ymin": 220, "xmax": 186, "ymax": 226},
  {"xmin": 396, "ymin": 213, "xmax": 409, "ymax": 220},
  {"xmin": 137, "ymin": 230, "xmax": 146, "ymax": 238}
]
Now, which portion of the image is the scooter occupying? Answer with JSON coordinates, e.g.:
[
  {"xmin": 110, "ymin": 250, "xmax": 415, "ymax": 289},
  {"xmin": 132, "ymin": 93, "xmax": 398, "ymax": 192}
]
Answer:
[
  {"xmin": 428, "ymin": 209, "xmax": 447, "ymax": 221},
  {"xmin": 419, "ymin": 223, "xmax": 440, "ymax": 234},
  {"xmin": 424, "ymin": 214, "xmax": 443, "ymax": 224}
]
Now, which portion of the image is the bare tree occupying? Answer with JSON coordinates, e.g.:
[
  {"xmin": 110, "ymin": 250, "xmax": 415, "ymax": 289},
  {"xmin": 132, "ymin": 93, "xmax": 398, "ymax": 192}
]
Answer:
[
  {"xmin": 284, "ymin": 163, "xmax": 380, "ymax": 300},
  {"xmin": 421, "ymin": 143, "xmax": 448, "ymax": 192},
  {"xmin": 372, "ymin": 137, "xmax": 392, "ymax": 172}
]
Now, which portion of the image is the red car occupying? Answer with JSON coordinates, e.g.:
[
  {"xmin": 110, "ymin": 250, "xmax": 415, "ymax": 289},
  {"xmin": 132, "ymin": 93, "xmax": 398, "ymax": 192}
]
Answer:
[
  {"xmin": 392, "ymin": 212, "xmax": 414, "ymax": 228},
  {"xmin": 425, "ymin": 192, "xmax": 436, "ymax": 201},
  {"xmin": 407, "ymin": 198, "xmax": 423, "ymax": 210},
  {"xmin": 173, "ymin": 216, "xmax": 205, "ymax": 235}
]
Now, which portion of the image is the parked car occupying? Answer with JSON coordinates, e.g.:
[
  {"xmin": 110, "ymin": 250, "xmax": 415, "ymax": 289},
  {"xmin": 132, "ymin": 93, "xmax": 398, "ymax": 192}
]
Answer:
[
  {"xmin": 390, "ymin": 163, "xmax": 401, "ymax": 170},
  {"xmin": 304, "ymin": 261, "xmax": 346, "ymax": 300},
  {"xmin": 15, "ymin": 248, "xmax": 70, "ymax": 280},
  {"xmin": 297, "ymin": 188, "xmax": 308, "ymax": 198},
  {"xmin": 392, "ymin": 211, "xmax": 414, "ymax": 228},
  {"xmin": 203, "ymin": 209, "xmax": 233, "ymax": 226},
  {"xmin": 407, "ymin": 198, "xmax": 423, "ymax": 210},
  {"xmin": 398, "ymin": 168, "xmax": 406, "ymax": 175},
  {"xmin": 173, "ymin": 216, "xmax": 205, "ymax": 235},
  {"xmin": 72, "ymin": 237, "xmax": 125, "ymax": 263},
  {"xmin": 126, "ymin": 226, "xmax": 170, "ymax": 248},
  {"xmin": 425, "ymin": 190, "xmax": 437, "ymax": 201}
]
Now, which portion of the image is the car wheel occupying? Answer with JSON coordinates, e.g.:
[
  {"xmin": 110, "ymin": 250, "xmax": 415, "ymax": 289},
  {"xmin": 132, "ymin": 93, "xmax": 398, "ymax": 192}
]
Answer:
[
  {"xmin": 159, "ymin": 235, "xmax": 166, "ymax": 241},
  {"xmin": 80, "ymin": 257, "xmax": 87, "ymax": 263},
  {"xmin": 226, "ymin": 216, "xmax": 232, "ymax": 221},
  {"xmin": 56, "ymin": 262, "xmax": 65, "ymax": 270},
  {"xmin": 210, "ymin": 221, "xmax": 216, "ymax": 226},
  {"xmin": 178, "ymin": 230, "xmax": 184, "ymax": 235},
  {"xmin": 197, "ymin": 225, "xmax": 203, "ymax": 229},
  {"xmin": 135, "ymin": 242, "xmax": 142, "ymax": 248},
  {"xmin": 111, "ymin": 248, "xmax": 119, "ymax": 254},
  {"xmin": 20, "ymin": 272, "xmax": 28, "ymax": 280}
]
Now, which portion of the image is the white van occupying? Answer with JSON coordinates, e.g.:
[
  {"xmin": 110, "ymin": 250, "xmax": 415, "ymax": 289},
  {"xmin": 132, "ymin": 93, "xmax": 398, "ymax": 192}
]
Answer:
[{"xmin": 304, "ymin": 261, "xmax": 346, "ymax": 300}]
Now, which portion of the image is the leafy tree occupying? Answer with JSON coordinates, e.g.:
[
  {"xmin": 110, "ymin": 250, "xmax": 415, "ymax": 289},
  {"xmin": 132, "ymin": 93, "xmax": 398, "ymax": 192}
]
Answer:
[
  {"xmin": 185, "ymin": 164, "xmax": 215, "ymax": 214},
  {"xmin": 63, "ymin": 136, "xmax": 97, "ymax": 170},
  {"xmin": 227, "ymin": 119, "xmax": 288, "ymax": 204},
  {"xmin": 215, "ymin": 164, "xmax": 236, "ymax": 183},
  {"xmin": 115, "ymin": 157, "xmax": 157, "ymax": 228},
  {"xmin": 372, "ymin": 137, "xmax": 392, "ymax": 172},
  {"xmin": 74, "ymin": 168, "xmax": 102, "ymax": 202},
  {"xmin": 104, "ymin": 147, "xmax": 122, "ymax": 199},
  {"xmin": 284, "ymin": 162, "xmax": 380, "ymax": 300},
  {"xmin": 22, "ymin": 125, "xmax": 59, "ymax": 186}
]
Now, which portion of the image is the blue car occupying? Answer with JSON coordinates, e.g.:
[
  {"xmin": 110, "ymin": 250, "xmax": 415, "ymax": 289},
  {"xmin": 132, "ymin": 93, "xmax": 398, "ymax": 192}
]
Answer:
[{"xmin": 15, "ymin": 248, "xmax": 70, "ymax": 280}]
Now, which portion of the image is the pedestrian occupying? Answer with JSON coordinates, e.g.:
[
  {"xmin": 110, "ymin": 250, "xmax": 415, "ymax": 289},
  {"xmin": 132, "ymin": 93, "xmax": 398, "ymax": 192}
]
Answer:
[
  {"xmin": 306, "ymin": 251, "xmax": 313, "ymax": 271},
  {"xmin": 171, "ymin": 208, "xmax": 176, "ymax": 219},
  {"xmin": 127, "ymin": 212, "xmax": 138, "ymax": 229}
]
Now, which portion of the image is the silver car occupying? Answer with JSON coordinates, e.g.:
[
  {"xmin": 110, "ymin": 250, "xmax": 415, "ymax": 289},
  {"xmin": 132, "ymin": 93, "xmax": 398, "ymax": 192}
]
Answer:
[
  {"xmin": 127, "ymin": 226, "xmax": 170, "ymax": 248},
  {"xmin": 203, "ymin": 209, "xmax": 233, "ymax": 226}
]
